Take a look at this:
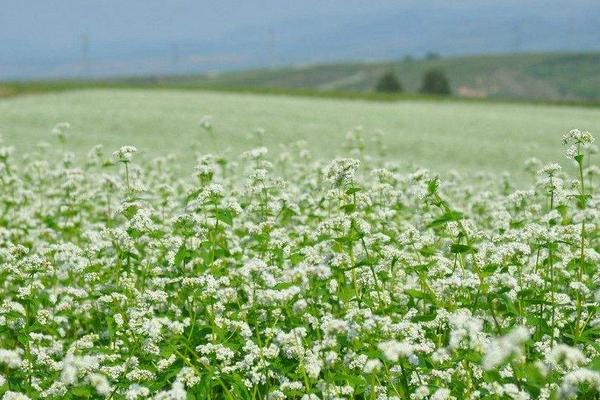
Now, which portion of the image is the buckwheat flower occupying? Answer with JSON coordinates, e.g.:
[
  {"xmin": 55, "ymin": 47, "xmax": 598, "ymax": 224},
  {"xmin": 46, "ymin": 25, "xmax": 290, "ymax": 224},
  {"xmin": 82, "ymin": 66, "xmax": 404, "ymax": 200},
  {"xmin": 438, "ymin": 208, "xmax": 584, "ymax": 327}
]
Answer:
[
  {"xmin": 378, "ymin": 340, "xmax": 414, "ymax": 362},
  {"xmin": 413, "ymin": 385, "xmax": 430, "ymax": 399},
  {"xmin": 538, "ymin": 163, "xmax": 562, "ymax": 177},
  {"xmin": 197, "ymin": 183, "xmax": 225, "ymax": 203},
  {"xmin": 125, "ymin": 384, "xmax": 150, "ymax": 400},
  {"xmin": 562, "ymin": 129, "xmax": 595, "ymax": 146},
  {"xmin": 88, "ymin": 373, "xmax": 112, "ymax": 397},
  {"xmin": 559, "ymin": 368, "xmax": 600, "ymax": 398},
  {"xmin": 112, "ymin": 145, "xmax": 138, "ymax": 163},
  {"xmin": 242, "ymin": 147, "xmax": 268, "ymax": 160},
  {"xmin": 52, "ymin": 122, "xmax": 71, "ymax": 143},
  {"xmin": 114, "ymin": 313, "xmax": 124, "ymax": 327},
  {"xmin": 0, "ymin": 374, "xmax": 5, "ymax": 386},
  {"xmin": 363, "ymin": 358, "xmax": 382, "ymax": 373},
  {"xmin": 448, "ymin": 309, "xmax": 484, "ymax": 350},
  {"xmin": 293, "ymin": 299, "xmax": 308, "ymax": 313},
  {"xmin": 154, "ymin": 380, "xmax": 186, "ymax": 400},
  {"xmin": 198, "ymin": 115, "xmax": 213, "ymax": 131},
  {"xmin": 142, "ymin": 318, "xmax": 163, "ymax": 339},
  {"xmin": 563, "ymin": 129, "xmax": 595, "ymax": 160},
  {"xmin": 564, "ymin": 146, "xmax": 579, "ymax": 161},
  {"xmin": 248, "ymin": 127, "xmax": 265, "ymax": 144},
  {"xmin": 157, "ymin": 354, "xmax": 177, "ymax": 371},
  {"xmin": 430, "ymin": 388, "xmax": 454, "ymax": 400},
  {"xmin": 482, "ymin": 326, "xmax": 530, "ymax": 370},
  {"xmin": 2, "ymin": 392, "xmax": 32, "ymax": 400},
  {"xmin": 324, "ymin": 158, "xmax": 360, "ymax": 186},
  {"xmin": 0, "ymin": 146, "xmax": 14, "ymax": 162},
  {"xmin": 548, "ymin": 344, "xmax": 587, "ymax": 369},
  {"xmin": 0, "ymin": 349, "xmax": 23, "ymax": 368},
  {"xmin": 524, "ymin": 157, "xmax": 542, "ymax": 174}
]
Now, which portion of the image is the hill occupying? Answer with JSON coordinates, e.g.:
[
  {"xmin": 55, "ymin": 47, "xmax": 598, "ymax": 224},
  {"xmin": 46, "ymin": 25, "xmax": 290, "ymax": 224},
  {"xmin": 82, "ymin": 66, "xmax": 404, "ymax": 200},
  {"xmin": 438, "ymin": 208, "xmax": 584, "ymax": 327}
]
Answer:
[{"xmin": 146, "ymin": 53, "xmax": 600, "ymax": 101}]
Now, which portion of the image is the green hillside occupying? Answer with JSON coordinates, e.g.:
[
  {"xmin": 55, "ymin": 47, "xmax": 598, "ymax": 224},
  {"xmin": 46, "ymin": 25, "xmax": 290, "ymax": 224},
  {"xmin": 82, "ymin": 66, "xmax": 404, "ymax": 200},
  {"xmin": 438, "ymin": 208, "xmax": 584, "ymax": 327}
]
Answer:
[
  {"xmin": 3, "ymin": 53, "xmax": 600, "ymax": 104},
  {"xmin": 144, "ymin": 52, "xmax": 600, "ymax": 101}
]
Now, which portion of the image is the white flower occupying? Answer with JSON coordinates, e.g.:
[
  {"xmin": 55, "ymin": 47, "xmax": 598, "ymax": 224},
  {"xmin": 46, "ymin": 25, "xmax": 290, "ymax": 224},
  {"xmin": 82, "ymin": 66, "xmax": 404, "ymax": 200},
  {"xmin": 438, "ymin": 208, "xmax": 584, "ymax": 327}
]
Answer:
[
  {"xmin": 483, "ymin": 326, "xmax": 530, "ymax": 370},
  {"xmin": 2, "ymin": 392, "xmax": 31, "ymax": 400},
  {"xmin": 199, "ymin": 115, "xmax": 213, "ymax": 130},
  {"xmin": 377, "ymin": 340, "xmax": 414, "ymax": 362},
  {"xmin": 548, "ymin": 344, "xmax": 587, "ymax": 369},
  {"xmin": 0, "ymin": 349, "xmax": 23, "ymax": 368},
  {"xmin": 363, "ymin": 359, "xmax": 382, "ymax": 373},
  {"xmin": 324, "ymin": 158, "xmax": 360, "ymax": 186},
  {"xmin": 112, "ymin": 145, "xmax": 138, "ymax": 162},
  {"xmin": 559, "ymin": 368, "xmax": 600, "ymax": 397},
  {"xmin": 430, "ymin": 388, "xmax": 454, "ymax": 400},
  {"xmin": 52, "ymin": 122, "xmax": 71, "ymax": 142}
]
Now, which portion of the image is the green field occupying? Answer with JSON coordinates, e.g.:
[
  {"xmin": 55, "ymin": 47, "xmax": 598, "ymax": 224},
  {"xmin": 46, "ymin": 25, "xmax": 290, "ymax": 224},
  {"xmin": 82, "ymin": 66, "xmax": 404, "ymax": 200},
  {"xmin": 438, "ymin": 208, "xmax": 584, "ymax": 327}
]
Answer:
[{"xmin": 1, "ymin": 88, "xmax": 599, "ymax": 176}]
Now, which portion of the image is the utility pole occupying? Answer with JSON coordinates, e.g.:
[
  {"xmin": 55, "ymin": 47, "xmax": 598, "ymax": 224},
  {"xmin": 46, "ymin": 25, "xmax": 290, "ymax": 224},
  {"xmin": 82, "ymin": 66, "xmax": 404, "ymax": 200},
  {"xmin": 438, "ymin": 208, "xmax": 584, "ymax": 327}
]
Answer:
[
  {"xmin": 567, "ymin": 12, "xmax": 575, "ymax": 48},
  {"xmin": 512, "ymin": 22, "xmax": 522, "ymax": 53},
  {"xmin": 80, "ymin": 33, "xmax": 90, "ymax": 76},
  {"xmin": 267, "ymin": 28, "xmax": 275, "ymax": 67},
  {"xmin": 170, "ymin": 42, "xmax": 179, "ymax": 72}
]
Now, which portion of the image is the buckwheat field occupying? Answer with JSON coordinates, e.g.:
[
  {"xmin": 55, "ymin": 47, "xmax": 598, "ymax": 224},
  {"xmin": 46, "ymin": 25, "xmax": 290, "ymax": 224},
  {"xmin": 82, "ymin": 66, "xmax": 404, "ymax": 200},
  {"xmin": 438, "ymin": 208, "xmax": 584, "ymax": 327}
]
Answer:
[{"xmin": 0, "ymin": 121, "xmax": 599, "ymax": 400}]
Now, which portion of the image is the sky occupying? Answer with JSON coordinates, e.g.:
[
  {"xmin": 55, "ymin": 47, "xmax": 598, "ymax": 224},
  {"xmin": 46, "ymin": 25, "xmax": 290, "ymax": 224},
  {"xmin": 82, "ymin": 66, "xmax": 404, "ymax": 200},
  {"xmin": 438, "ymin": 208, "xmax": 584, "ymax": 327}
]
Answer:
[{"xmin": 1, "ymin": 0, "xmax": 599, "ymax": 79}]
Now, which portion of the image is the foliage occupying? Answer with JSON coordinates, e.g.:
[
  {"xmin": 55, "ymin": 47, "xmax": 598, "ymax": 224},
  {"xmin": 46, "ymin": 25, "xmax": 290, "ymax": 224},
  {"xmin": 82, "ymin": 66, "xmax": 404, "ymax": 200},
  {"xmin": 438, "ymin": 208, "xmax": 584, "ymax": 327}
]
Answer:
[
  {"xmin": 420, "ymin": 69, "xmax": 451, "ymax": 96},
  {"xmin": 0, "ymin": 123, "xmax": 598, "ymax": 399},
  {"xmin": 5, "ymin": 52, "xmax": 600, "ymax": 102},
  {"xmin": 375, "ymin": 72, "xmax": 403, "ymax": 93}
]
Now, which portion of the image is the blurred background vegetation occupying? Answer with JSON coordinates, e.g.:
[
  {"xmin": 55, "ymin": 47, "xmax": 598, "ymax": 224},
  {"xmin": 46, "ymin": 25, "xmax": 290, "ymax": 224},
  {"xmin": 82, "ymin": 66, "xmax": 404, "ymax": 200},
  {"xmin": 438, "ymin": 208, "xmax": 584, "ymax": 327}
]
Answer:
[{"xmin": 4, "ymin": 52, "xmax": 600, "ymax": 105}]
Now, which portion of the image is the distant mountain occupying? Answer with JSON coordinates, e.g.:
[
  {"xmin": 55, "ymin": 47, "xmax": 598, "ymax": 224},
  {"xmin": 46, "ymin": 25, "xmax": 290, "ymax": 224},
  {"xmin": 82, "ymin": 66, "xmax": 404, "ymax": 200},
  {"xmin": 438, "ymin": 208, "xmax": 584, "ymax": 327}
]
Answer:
[{"xmin": 1, "ymin": 0, "xmax": 600, "ymax": 80}]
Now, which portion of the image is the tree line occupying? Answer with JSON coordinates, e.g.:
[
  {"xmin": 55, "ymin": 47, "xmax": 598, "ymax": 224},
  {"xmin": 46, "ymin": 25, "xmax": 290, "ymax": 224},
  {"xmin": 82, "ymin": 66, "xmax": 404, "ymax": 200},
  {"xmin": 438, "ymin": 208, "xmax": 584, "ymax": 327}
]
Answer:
[{"xmin": 375, "ymin": 69, "xmax": 451, "ymax": 95}]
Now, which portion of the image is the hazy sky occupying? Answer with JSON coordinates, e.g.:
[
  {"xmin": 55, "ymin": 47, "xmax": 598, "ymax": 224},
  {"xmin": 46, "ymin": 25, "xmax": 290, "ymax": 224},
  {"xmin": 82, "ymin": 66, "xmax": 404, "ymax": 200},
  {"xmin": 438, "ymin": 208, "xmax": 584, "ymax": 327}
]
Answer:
[
  {"xmin": 1, "ymin": 1, "xmax": 396, "ymax": 56},
  {"xmin": 2, "ymin": 1, "xmax": 599, "ymax": 78}
]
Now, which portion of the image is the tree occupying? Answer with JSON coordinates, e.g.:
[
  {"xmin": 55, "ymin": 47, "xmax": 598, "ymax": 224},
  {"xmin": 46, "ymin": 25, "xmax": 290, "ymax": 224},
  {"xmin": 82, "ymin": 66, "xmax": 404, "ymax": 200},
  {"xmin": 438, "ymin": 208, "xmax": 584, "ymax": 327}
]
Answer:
[
  {"xmin": 375, "ymin": 71, "xmax": 403, "ymax": 93},
  {"xmin": 420, "ymin": 69, "xmax": 451, "ymax": 95},
  {"xmin": 424, "ymin": 51, "xmax": 440, "ymax": 60}
]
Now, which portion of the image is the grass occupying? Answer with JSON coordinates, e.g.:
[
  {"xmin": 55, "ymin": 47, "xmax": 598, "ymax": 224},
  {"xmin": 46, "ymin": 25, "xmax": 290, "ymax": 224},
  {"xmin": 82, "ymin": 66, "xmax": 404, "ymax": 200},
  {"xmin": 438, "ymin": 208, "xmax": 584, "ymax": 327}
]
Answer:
[{"xmin": 1, "ymin": 88, "xmax": 600, "ymax": 178}]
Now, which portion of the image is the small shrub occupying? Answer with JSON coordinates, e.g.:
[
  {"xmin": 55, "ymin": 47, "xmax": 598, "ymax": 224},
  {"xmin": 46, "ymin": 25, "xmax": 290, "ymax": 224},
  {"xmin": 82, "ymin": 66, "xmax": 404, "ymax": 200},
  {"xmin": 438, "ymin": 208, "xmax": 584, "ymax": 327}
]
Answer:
[
  {"xmin": 375, "ymin": 71, "xmax": 403, "ymax": 93},
  {"xmin": 420, "ymin": 68, "xmax": 452, "ymax": 95}
]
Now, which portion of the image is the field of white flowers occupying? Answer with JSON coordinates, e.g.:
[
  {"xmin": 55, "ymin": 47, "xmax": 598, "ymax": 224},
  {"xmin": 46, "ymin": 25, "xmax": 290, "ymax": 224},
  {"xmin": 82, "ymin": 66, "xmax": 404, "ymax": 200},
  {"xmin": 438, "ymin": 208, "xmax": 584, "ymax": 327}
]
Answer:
[
  {"xmin": 2, "ymin": 89, "xmax": 600, "ymax": 175},
  {"xmin": 0, "ymin": 120, "xmax": 599, "ymax": 399}
]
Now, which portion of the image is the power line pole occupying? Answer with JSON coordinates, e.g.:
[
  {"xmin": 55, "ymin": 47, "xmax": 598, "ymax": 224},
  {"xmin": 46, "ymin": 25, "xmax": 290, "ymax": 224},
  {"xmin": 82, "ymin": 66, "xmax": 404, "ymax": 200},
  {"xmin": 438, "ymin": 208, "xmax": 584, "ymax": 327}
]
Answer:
[
  {"xmin": 267, "ymin": 28, "xmax": 275, "ymax": 67},
  {"xmin": 80, "ymin": 33, "xmax": 90, "ymax": 76},
  {"xmin": 170, "ymin": 42, "xmax": 180, "ymax": 72},
  {"xmin": 512, "ymin": 22, "xmax": 522, "ymax": 53},
  {"xmin": 568, "ymin": 12, "xmax": 575, "ymax": 48}
]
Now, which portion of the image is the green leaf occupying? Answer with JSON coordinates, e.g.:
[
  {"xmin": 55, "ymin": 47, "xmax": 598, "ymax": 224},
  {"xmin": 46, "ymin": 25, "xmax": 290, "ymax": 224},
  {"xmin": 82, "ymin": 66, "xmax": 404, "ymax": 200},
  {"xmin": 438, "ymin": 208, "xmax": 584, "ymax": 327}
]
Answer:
[
  {"xmin": 122, "ymin": 204, "xmax": 139, "ymax": 220},
  {"xmin": 450, "ymin": 243, "xmax": 471, "ymax": 254},
  {"xmin": 340, "ymin": 203, "xmax": 356, "ymax": 213},
  {"xmin": 590, "ymin": 356, "xmax": 600, "ymax": 372},
  {"xmin": 405, "ymin": 289, "xmax": 432, "ymax": 301},
  {"xmin": 427, "ymin": 178, "xmax": 439, "ymax": 195},
  {"xmin": 70, "ymin": 386, "xmax": 92, "ymax": 398},
  {"xmin": 174, "ymin": 246, "xmax": 192, "ymax": 267},
  {"xmin": 216, "ymin": 209, "xmax": 234, "ymax": 225},
  {"xmin": 429, "ymin": 210, "xmax": 463, "ymax": 227}
]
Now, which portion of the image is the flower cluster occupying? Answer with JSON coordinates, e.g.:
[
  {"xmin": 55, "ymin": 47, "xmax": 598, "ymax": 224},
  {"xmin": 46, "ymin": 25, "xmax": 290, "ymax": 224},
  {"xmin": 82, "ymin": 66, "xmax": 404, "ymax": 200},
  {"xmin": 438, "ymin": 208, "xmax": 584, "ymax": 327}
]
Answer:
[{"xmin": 0, "ymin": 126, "xmax": 598, "ymax": 399}]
